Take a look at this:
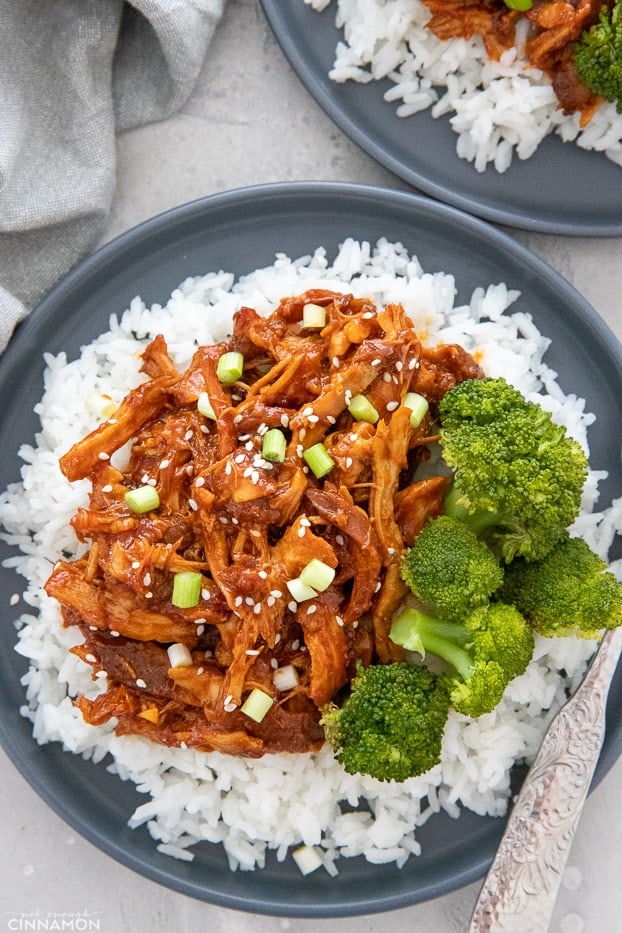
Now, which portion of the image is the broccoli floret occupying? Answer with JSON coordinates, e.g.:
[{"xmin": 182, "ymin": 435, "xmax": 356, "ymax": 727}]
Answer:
[
  {"xmin": 501, "ymin": 535, "xmax": 622, "ymax": 639},
  {"xmin": 574, "ymin": 0, "xmax": 622, "ymax": 112},
  {"xmin": 390, "ymin": 603, "xmax": 534, "ymax": 718},
  {"xmin": 401, "ymin": 514, "xmax": 504, "ymax": 622},
  {"xmin": 321, "ymin": 661, "xmax": 450, "ymax": 782},
  {"xmin": 438, "ymin": 377, "xmax": 588, "ymax": 563}
]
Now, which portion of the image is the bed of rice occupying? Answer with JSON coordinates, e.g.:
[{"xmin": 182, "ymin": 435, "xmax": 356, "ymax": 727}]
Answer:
[
  {"xmin": 1, "ymin": 237, "xmax": 621, "ymax": 874},
  {"xmin": 306, "ymin": 0, "xmax": 622, "ymax": 173}
]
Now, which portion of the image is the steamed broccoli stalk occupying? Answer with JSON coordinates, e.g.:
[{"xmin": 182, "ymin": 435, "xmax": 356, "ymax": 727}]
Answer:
[
  {"xmin": 438, "ymin": 377, "xmax": 588, "ymax": 563},
  {"xmin": 401, "ymin": 514, "xmax": 504, "ymax": 623},
  {"xmin": 390, "ymin": 603, "xmax": 534, "ymax": 718},
  {"xmin": 501, "ymin": 535, "xmax": 622, "ymax": 639},
  {"xmin": 574, "ymin": 0, "xmax": 622, "ymax": 112},
  {"xmin": 321, "ymin": 662, "xmax": 450, "ymax": 782}
]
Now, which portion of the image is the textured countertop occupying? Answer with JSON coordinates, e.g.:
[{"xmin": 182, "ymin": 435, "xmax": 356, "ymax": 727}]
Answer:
[{"xmin": 2, "ymin": 2, "xmax": 622, "ymax": 931}]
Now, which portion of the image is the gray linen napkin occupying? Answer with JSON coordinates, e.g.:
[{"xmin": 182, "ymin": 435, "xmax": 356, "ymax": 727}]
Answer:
[{"xmin": 0, "ymin": 0, "xmax": 225, "ymax": 352}]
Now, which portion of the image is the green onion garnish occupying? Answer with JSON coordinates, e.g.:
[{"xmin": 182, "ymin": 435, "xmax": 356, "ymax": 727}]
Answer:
[
  {"xmin": 299, "ymin": 558, "xmax": 335, "ymax": 592},
  {"xmin": 286, "ymin": 577, "xmax": 318, "ymax": 603},
  {"xmin": 292, "ymin": 845, "xmax": 323, "ymax": 876},
  {"xmin": 171, "ymin": 571, "xmax": 202, "ymax": 608},
  {"xmin": 261, "ymin": 427, "xmax": 287, "ymax": 463},
  {"xmin": 216, "ymin": 351, "xmax": 244, "ymax": 384},
  {"xmin": 124, "ymin": 485, "xmax": 160, "ymax": 514},
  {"xmin": 241, "ymin": 687, "xmax": 274, "ymax": 723},
  {"xmin": 504, "ymin": 0, "xmax": 532, "ymax": 9},
  {"xmin": 347, "ymin": 393, "xmax": 379, "ymax": 424},
  {"xmin": 197, "ymin": 391, "xmax": 216, "ymax": 420},
  {"xmin": 404, "ymin": 392, "xmax": 429, "ymax": 429},
  {"xmin": 167, "ymin": 643, "xmax": 193, "ymax": 668},
  {"xmin": 303, "ymin": 442, "xmax": 335, "ymax": 479},
  {"xmin": 302, "ymin": 302, "xmax": 326, "ymax": 329}
]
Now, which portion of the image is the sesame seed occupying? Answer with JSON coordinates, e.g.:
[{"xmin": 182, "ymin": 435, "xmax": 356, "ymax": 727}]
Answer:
[
  {"xmin": 9, "ymin": 593, "xmax": 19, "ymax": 606},
  {"xmin": 234, "ymin": 454, "xmax": 245, "ymax": 464},
  {"xmin": 246, "ymin": 649, "xmax": 260, "ymax": 656},
  {"xmin": 302, "ymin": 406, "xmax": 314, "ymax": 417},
  {"xmin": 143, "ymin": 573, "xmax": 151, "ymax": 586},
  {"xmin": 308, "ymin": 414, "xmax": 319, "ymax": 424},
  {"xmin": 280, "ymin": 413, "xmax": 289, "ymax": 428},
  {"xmin": 224, "ymin": 702, "xmax": 237, "ymax": 713},
  {"xmin": 371, "ymin": 358, "xmax": 381, "ymax": 367},
  {"xmin": 225, "ymin": 462, "xmax": 233, "ymax": 475},
  {"xmin": 188, "ymin": 498, "xmax": 198, "ymax": 511},
  {"xmin": 297, "ymin": 527, "xmax": 306, "ymax": 538},
  {"xmin": 243, "ymin": 466, "xmax": 254, "ymax": 478},
  {"xmin": 136, "ymin": 678, "xmax": 147, "ymax": 689},
  {"xmin": 258, "ymin": 422, "xmax": 268, "ymax": 435},
  {"xmin": 408, "ymin": 359, "xmax": 417, "ymax": 370},
  {"xmin": 299, "ymin": 428, "xmax": 307, "ymax": 441},
  {"xmin": 266, "ymin": 596, "xmax": 275, "ymax": 607},
  {"xmin": 270, "ymin": 589, "xmax": 283, "ymax": 599},
  {"xmin": 101, "ymin": 484, "xmax": 113, "ymax": 493},
  {"xmin": 336, "ymin": 616, "xmax": 344, "ymax": 627},
  {"xmin": 145, "ymin": 591, "xmax": 153, "ymax": 599},
  {"xmin": 270, "ymin": 658, "xmax": 279, "ymax": 669},
  {"xmin": 374, "ymin": 581, "xmax": 382, "ymax": 593},
  {"xmin": 197, "ymin": 667, "xmax": 204, "ymax": 675},
  {"xmin": 235, "ymin": 596, "xmax": 243, "ymax": 607},
  {"xmin": 306, "ymin": 605, "xmax": 317, "ymax": 616},
  {"xmin": 110, "ymin": 630, "xmax": 120, "ymax": 637},
  {"xmin": 231, "ymin": 516, "xmax": 239, "ymax": 525},
  {"xmin": 383, "ymin": 372, "xmax": 392, "ymax": 383},
  {"xmin": 148, "ymin": 478, "xmax": 157, "ymax": 486},
  {"xmin": 258, "ymin": 570, "xmax": 268, "ymax": 579},
  {"xmin": 219, "ymin": 516, "xmax": 229, "ymax": 525},
  {"xmin": 345, "ymin": 457, "xmax": 353, "ymax": 469},
  {"xmin": 353, "ymin": 620, "xmax": 359, "ymax": 629},
  {"xmin": 296, "ymin": 444, "xmax": 304, "ymax": 457},
  {"xmin": 195, "ymin": 476, "xmax": 205, "ymax": 487},
  {"xmin": 335, "ymin": 535, "xmax": 345, "ymax": 546},
  {"xmin": 184, "ymin": 430, "xmax": 193, "ymax": 441},
  {"xmin": 196, "ymin": 625, "xmax": 205, "ymax": 635},
  {"xmin": 274, "ymin": 633, "xmax": 282, "ymax": 644},
  {"xmin": 201, "ymin": 589, "xmax": 211, "ymax": 600},
  {"xmin": 300, "ymin": 517, "xmax": 311, "ymax": 527},
  {"xmin": 396, "ymin": 361, "xmax": 403, "ymax": 372},
  {"xmin": 344, "ymin": 390, "xmax": 352, "ymax": 404},
  {"xmin": 363, "ymin": 311, "xmax": 374, "ymax": 319},
  {"xmin": 98, "ymin": 452, "xmax": 110, "ymax": 461},
  {"xmin": 160, "ymin": 459, "xmax": 170, "ymax": 469},
  {"xmin": 233, "ymin": 414, "xmax": 243, "ymax": 424},
  {"xmin": 288, "ymin": 601, "xmax": 297, "ymax": 613},
  {"xmin": 238, "ymin": 433, "xmax": 250, "ymax": 442},
  {"xmin": 250, "ymin": 470, "xmax": 260, "ymax": 484},
  {"xmin": 387, "ymin": 547, "xmax": 396, "ymax": 555},
  {"xmin": 245, "ymin": 440, "xmax": 254, "ymax": 452},
  {"xmin": 245, "ymin": 596, "xmax": 255, "ymax": 606},
  {"xmin": 386, "ymin": 400, "xmax": 399, "ymax": 412},
  {"xmin": 349, "ymin": 432, "xmax": 358, "ymax": 442},
  {"xmin": 253, "ymin": 603, "xmax": 262, "ymax": 615},
  {"xmin": 291, "ymin": 639, "xmax": 300, "ymax": 650},
  {"xmin": 327, "ymin": 415, "xmax": 336, "ymax": 425},
  {"xmin": 224, "ymin": 694, "xmax": 233, "ymax": 706},
  {"xmin": 332, "ymin": 356, "xmax": 340, "ymax": 367},
  {"xmin": 85, "ymin": 653, "xmax": 97, "ymax": 664},
  {"xmin": 200, "ymin": 425, "xmax": 209, "ymax": 434}
]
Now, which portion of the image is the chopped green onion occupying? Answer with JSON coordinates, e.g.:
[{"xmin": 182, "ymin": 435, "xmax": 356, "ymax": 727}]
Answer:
[
  {"xmin": 299, "ymin": 557, "xmax": 335, "ymax": 592},
  {"xmin": 262, "ymin": 427, "xmax": 287, "ymax": 463},
  {"xmin": 504, "ymin": 0, "xmax": 532, "ymax": 10},
  {"xmin": 171, "ymin": 571, "xmax": 202, "ymax": 608},
  {"xmin": 167, "ymin": 643, "xmax": 193, "ymax": 668},
  {"xmin": 86, "ymin": 393, "xmax": 116, "ymax": 419},
  {"xmin": 241, "ymin": 687, "xmax": 274, "ymax": 723},
  {"xmin": 404, "ymin": 392, "xmax": 429, "ymax": 429},
  {"xmin": 302, "ymin": 302, "xmax": 326, "ymax": 329},
  {"xmin": 286, "ymin": 577, "xmax": 318, "ymax": 603},
  {"xmin": 197, "ymin": 391, "xmax": 216, "ymax": 420},
  {"xmin": 347, "ymin": 393, "xmax": 379, "ymax": 424},
  {"xmin": 272, "ymin": 664, "xmax": 300, "ymax": 692},
  {"xmin": 216, "ymin": 351, "xmax": 244, "ymax": 384},
  {"xmin": 303, "ymin": 442, "xmax": 335, "ymax": 479},
  {"xmin": 124, "ymin": 485, "xmax": 160, "ymax": 514},
  {"xmin": 292, "ymin": 845, "xmax": 323, "ymax": 876}
]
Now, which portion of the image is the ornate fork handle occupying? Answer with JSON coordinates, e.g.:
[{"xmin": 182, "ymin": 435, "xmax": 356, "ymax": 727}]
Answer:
[{"xmin": 469, "ymin": 627, "xmax": 622, "ymax": 933}]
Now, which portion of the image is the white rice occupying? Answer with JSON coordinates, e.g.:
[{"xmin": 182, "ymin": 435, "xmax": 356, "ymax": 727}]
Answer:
[
  {"xmin": 305, "ymin": 0, "xmax": 622, "ymax": 173},
  {"xmin": 1, "ymin": 237, "xmax": 621, "ymax": 873}
]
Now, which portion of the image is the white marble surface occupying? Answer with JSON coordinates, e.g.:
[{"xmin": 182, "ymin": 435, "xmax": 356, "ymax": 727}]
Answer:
[{"xmin": 2, "ymin": 2, "xmax": 622, "ymax": 931}]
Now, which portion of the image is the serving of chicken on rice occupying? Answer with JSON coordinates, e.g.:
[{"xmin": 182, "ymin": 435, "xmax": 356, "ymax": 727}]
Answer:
[{"xmin": 46, "ymin": 290, "xmax": 482, "ymax": 758}]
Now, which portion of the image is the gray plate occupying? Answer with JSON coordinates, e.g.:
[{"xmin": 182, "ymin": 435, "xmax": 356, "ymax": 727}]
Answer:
[
  {"xmin": 1, "ymin": 183, "xmax": 622, "ymax": 917},
  {"xmin": 260, "ymin": 0, "xmax": 622, "ymax": 236}
]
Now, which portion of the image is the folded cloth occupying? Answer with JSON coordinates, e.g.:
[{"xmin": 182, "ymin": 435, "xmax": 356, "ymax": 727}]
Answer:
[{"xmin": 0, "ymin": 0, "xmax": 225, "ymax": 352}]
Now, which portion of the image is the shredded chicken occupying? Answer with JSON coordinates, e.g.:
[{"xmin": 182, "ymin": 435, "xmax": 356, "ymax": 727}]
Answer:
[
  {"xmin": 421, "ymin": 0, "xmax": 608, "ymax": 124},
  {"xmin": 46, "ymin": 290, "xmax": 482, "ymax": 757}
]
